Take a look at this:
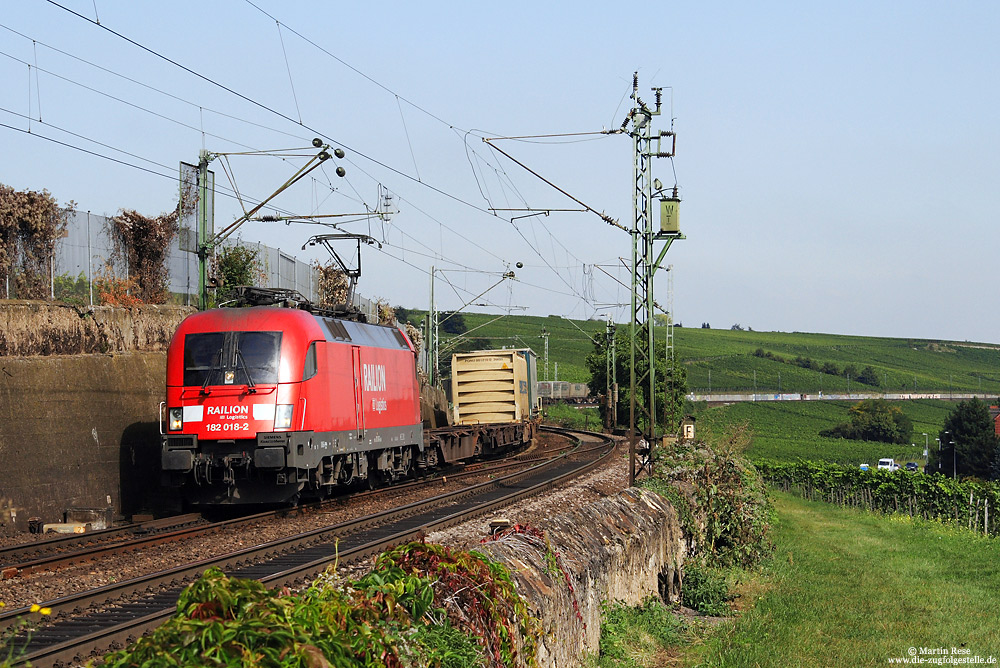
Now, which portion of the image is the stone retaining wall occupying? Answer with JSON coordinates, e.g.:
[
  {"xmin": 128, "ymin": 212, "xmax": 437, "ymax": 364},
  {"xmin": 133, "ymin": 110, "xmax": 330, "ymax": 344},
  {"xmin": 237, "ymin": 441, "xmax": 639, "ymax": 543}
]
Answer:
[
  {"xmin": 0, "ymin": 300, "xmax": 193, "ymax": 356},
  {"xmin": 0, "ymin": 352, "xmax": 170, "ymax": 532},
  {"xmin": 478, "ymin": 487, "xmax": 685, "ymax": 667},
  {"xmin": 0, "ymin": 302, "xmax": 191, "ymax": 533}
]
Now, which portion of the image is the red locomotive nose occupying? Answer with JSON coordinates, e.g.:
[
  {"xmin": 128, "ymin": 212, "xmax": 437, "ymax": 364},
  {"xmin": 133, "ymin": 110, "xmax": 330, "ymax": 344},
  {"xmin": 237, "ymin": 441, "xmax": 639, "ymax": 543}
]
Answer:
[{"xmin": 161, "ymin": 305, "xmax": 424, "ymax": 505}]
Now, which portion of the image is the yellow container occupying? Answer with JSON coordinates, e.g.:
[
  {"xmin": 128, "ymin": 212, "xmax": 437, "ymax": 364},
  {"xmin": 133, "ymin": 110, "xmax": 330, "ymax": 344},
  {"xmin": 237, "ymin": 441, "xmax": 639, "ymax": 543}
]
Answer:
[{"xmin": 451, "ymin": 349, "xmax": 537, "ymax": 424}]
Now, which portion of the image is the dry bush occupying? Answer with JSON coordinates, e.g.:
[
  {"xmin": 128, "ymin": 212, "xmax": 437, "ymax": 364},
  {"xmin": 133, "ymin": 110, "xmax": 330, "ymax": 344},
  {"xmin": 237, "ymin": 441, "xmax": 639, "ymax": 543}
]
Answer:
[
  {"xmin": 94, "ymin": 263, "xmax": 142, "ymax": 307},
  {"xmin": 313, "ymin": 260, "xmax": 349, "ymax": 307},
  {"xmin": 107, "ymin": 209, "xmax": 178, "ymax": 304},
  {"xmin": 375, "ymin": 299, "xmax": 395, "ymax": 325},
  {"xmin": 405, "ymin": 322, "xmax": 423, "ymax": 350},
  {"xmin": 0, "ymin": 183, "xmax": 69, "ymax": 298}
]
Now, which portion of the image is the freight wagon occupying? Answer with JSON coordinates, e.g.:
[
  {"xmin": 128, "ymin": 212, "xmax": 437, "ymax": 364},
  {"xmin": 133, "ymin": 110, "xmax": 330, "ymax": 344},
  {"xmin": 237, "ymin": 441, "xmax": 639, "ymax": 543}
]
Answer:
[{"xmin": 536, "ymin": 380, "xmax": 592, "ymax": 404}]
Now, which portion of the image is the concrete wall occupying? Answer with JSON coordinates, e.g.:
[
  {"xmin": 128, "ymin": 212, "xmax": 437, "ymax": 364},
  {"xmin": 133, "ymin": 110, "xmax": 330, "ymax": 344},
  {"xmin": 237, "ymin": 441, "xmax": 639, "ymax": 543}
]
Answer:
[
  {"xmin": 0, "ymin": 302, "xmax": 191, "ymax": 533},
  {"xmin": 0, "ymin": 352, "xmax": 170, "ymax": 531},
  {"xmin": 479, "ymin": 487, "xmax": 685, "ymax": 667}
]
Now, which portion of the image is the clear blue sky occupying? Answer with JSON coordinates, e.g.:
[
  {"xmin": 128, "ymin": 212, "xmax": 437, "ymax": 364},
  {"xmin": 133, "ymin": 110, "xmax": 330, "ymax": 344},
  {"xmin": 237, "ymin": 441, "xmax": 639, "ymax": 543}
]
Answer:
[{"xmin": 2, "ymin": 2, "xmax": 998, "ymax": 343}]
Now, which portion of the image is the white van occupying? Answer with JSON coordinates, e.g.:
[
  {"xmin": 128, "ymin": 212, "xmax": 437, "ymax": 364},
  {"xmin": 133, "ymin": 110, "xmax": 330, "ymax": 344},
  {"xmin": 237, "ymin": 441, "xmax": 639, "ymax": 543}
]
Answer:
[{"xmin": 877, "ymin": 458, "xmax": 897, "ymax": 470}]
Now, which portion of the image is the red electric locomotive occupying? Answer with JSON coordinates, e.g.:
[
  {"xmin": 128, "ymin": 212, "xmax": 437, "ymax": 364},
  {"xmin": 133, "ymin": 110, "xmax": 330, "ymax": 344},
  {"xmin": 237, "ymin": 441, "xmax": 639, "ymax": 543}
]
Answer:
[{"xmin": 160, "ymin": 298, "xmax": 423, "ymax": 505}]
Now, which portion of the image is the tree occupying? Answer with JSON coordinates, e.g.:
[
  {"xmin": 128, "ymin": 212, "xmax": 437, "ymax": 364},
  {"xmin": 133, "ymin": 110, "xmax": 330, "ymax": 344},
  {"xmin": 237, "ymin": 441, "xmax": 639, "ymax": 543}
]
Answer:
[
  {"xmin": 857, "ymin": 365, "xmax": 880, "ymax": 387},
  {"xmin": 393, "ymin": 306, "xmax": 413, "ymax": 325},
  {"xmin": 585, "ymin": 326, "xmax": 688, "ymax": 434},
  {"xmin": 439, "ymin": 311, "xmax": 467, "ymax": 335},
  {"xmin": 929, "ymin": 398, "xmax": 998, "ymax": 479},
  {"xmin": 820, "ymin": 398, "xmax": 912, "ymax": 445},
  {"xmin": 214, "ymin": 243, "xmax": 263, "ymax": 303}
]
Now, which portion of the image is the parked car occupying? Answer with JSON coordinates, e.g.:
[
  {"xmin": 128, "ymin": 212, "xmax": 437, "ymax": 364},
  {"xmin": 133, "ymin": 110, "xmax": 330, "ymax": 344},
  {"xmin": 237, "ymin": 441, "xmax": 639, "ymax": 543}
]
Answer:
[
  {"xmin": 859, "ymin": 463, "xmax": 870, "ymax": 471},
  {"xmin": 905, "ymin": 462, "xmax": 919, "ymax": 472},
  {"xmin": 876, "ymin": 458, "xmax": 902, "ymax": 471},
  {"xmin": 877, "ymin": 458, "xmax": 896, "ymax": 471}
]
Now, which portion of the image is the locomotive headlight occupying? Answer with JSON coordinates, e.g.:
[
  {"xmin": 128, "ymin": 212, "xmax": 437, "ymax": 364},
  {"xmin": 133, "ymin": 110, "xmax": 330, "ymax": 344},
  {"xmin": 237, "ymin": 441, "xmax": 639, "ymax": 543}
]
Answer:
[
  {"xmin": 168, "ymin": 407, "xmax": 183, "ymax": 431},
  {"xmin": 275, "ymin": 404, "xmax": 294, "ymax": 429}
]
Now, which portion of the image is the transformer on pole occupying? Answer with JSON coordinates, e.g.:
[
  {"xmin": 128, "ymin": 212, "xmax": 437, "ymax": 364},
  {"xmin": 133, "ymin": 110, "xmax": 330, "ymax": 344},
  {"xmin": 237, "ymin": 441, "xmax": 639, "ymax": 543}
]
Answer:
[{"xmin": 625, "ymin": 73, "xmax": 684, "ymax": 486}]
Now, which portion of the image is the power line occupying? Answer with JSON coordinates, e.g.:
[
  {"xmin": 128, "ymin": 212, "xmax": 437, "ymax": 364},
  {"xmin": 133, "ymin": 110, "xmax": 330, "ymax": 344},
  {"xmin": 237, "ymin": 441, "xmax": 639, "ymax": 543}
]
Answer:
[
  {"xmin": 29, "ymin": 3, "xmax": 629, "ymax": 319},
  {"xmin": 44, "ymin": 0, "xmax": 512, "ymax": 224}
]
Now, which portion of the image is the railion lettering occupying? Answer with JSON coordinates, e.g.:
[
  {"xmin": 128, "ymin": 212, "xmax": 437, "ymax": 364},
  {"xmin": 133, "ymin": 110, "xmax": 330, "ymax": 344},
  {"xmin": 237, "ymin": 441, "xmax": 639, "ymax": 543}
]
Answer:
[
  {"xmin": 206, "ymin": 405, "xmax": 249, "ymax": 416},
  {"xmin": 362, "ymin": 363, "xmax": 386, "ymax": 392}
]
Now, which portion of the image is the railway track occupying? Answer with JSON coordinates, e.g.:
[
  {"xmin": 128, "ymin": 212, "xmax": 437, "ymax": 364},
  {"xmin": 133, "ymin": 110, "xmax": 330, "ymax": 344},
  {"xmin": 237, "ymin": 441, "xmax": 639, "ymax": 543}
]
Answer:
[
  {"xmin": 0, "ymin": 514, "xmax": 204, "ymax": 572},
  {"xmin": 0, "ymin": 436, "xmax": 573, "ymax": 583},
  {"xmin": 1, "ymin": 426, "xmax": 612, "ymax": 668}
]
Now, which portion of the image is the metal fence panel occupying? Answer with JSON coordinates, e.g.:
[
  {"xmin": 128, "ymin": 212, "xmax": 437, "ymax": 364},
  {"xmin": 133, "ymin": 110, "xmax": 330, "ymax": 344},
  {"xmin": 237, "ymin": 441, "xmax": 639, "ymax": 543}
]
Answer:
[{"xmin": 41, "ymin": 209, "xmax": 322, "ymax": 305}]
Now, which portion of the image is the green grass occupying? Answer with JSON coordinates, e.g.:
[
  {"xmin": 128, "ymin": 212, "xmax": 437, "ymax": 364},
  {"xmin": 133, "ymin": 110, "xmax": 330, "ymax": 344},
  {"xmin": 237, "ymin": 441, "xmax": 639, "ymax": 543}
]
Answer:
[
  {"xmin": 541, "ymin": 403, "xmax": 601, "ymax": 431},
  {"xmin": 690, "ymin": 491, "xmax": 1000, "ymax": 666},
  {"xmin": 693, "ymin": 399, "xmax": 956, "ymax": 466},
  {"xmin": 587, "ymin": 597, "xmax": 689, "ymax": 668}
]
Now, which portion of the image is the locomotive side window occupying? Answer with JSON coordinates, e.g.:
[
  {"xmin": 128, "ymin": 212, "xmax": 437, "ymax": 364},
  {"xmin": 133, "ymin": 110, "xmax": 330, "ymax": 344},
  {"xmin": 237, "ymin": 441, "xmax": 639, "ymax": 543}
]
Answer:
[
  {"xmin": 182, "ymin": 331, "xmax": 282, "ymax": 386},
  {"xmin": 302, "ymin": 341, "xmax": 318, "ymax": 381}
]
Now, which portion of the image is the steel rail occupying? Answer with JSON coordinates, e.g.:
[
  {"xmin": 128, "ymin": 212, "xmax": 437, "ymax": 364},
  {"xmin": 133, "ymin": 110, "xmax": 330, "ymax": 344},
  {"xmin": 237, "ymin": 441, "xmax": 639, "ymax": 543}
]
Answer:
[{"xmin": 0, "ymin": 514, "xmax": 203, "ymax": 569}]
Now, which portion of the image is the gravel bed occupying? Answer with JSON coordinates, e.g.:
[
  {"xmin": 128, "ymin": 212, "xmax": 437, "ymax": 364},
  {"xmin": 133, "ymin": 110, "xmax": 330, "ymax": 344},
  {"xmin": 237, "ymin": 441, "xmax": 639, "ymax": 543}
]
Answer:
[
  {"xmin": 0, "ymin": 432, "xmax": 627, "ymax": 610},
  {"xmin": 424, "ymin": 435, "xmax": 629, "ymax": 551}
]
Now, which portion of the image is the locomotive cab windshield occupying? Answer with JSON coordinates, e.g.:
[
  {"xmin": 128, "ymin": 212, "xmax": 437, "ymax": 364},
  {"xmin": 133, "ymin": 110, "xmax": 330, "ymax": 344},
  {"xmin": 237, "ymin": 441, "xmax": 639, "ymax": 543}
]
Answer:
[{"xmin": 184, "ymin": 331, "xmax": 282, "ymax": 390}]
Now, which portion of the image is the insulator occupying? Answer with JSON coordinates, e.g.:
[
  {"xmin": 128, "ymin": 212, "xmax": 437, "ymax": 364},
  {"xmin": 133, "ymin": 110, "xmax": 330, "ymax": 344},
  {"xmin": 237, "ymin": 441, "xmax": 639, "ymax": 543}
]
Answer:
[
  {"xmin": 336, "ymin": 166, "xmax": 346, "ymax": 177},
  {"xmin": 334, "ymin": 148, "xmax": 345, "ymax": 159},
  {"xmin": 312, "ymin": 138, "xmax": 323, "ymax": 147},
  {"xmin": 259, "ymin": 215, "xmax": 280, "ymax": 222},
  {"xmin": 318, "ymin": 151, "xmax": 330, "ymax": 161}
]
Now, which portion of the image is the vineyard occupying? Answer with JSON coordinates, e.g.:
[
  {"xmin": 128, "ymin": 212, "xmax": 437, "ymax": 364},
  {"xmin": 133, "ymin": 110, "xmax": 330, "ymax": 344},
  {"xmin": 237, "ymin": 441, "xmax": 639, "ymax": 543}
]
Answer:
[
  {"xmin": 758, "ymin": 460, "xmax": 1000, "ymax": 536},
  {"xmin": 424, "ymin": 312, "xmax": 1000, "ymax": 395},
  {"xmin": 693, "ymin": 399, "xmax": 957, "ymax": 465}
]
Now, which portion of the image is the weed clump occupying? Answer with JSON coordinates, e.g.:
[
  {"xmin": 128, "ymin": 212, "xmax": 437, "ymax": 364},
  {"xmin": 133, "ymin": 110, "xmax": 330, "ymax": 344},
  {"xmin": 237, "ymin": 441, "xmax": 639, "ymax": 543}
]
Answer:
[
  {"xmin": 642, "ymin": 421, "xmax": 774, "ymax": 571},
  {"xmin": 99, "ymin": 541, "xmax": 538, "ymax": 668}
]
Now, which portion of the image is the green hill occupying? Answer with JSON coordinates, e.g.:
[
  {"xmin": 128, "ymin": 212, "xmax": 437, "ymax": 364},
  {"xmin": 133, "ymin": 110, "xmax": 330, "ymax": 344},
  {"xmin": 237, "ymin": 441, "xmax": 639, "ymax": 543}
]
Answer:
[
  {"xmin": 409, "ymin": 312, "xmax": 1000, "ymax": 466},
  {"xmin": 676, "ymin": 328, "xmax": 1000, "ymax": 395},
  {"xmin": 430, "ymin": 313, "xmax": 1000, "ymax": 395}
]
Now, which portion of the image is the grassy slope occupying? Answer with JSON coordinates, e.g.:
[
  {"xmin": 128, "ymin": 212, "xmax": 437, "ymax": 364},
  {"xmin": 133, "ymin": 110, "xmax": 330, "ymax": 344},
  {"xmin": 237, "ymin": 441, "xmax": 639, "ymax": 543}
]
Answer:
[
  {"xmin": 692, "ymin": 492, "xmax": 1000, "ymax": 666},
  {"xmin": 694, "ymin": 399, "xmax": 956, "ymax": 465},
  {"xmin": 434, "ymin": 313, "xmax": 1000, "ymax": 393},
  {"xmin": 677, "ymin": 327, "xmax": 1000, "ymax": 394},
  {"xmin": 436, "ymin": 313, "xmax": 605, "ymax": 383},
  {"xmin": 416, "ymin": 312, "xmax": 998, "ymax": 461}
]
